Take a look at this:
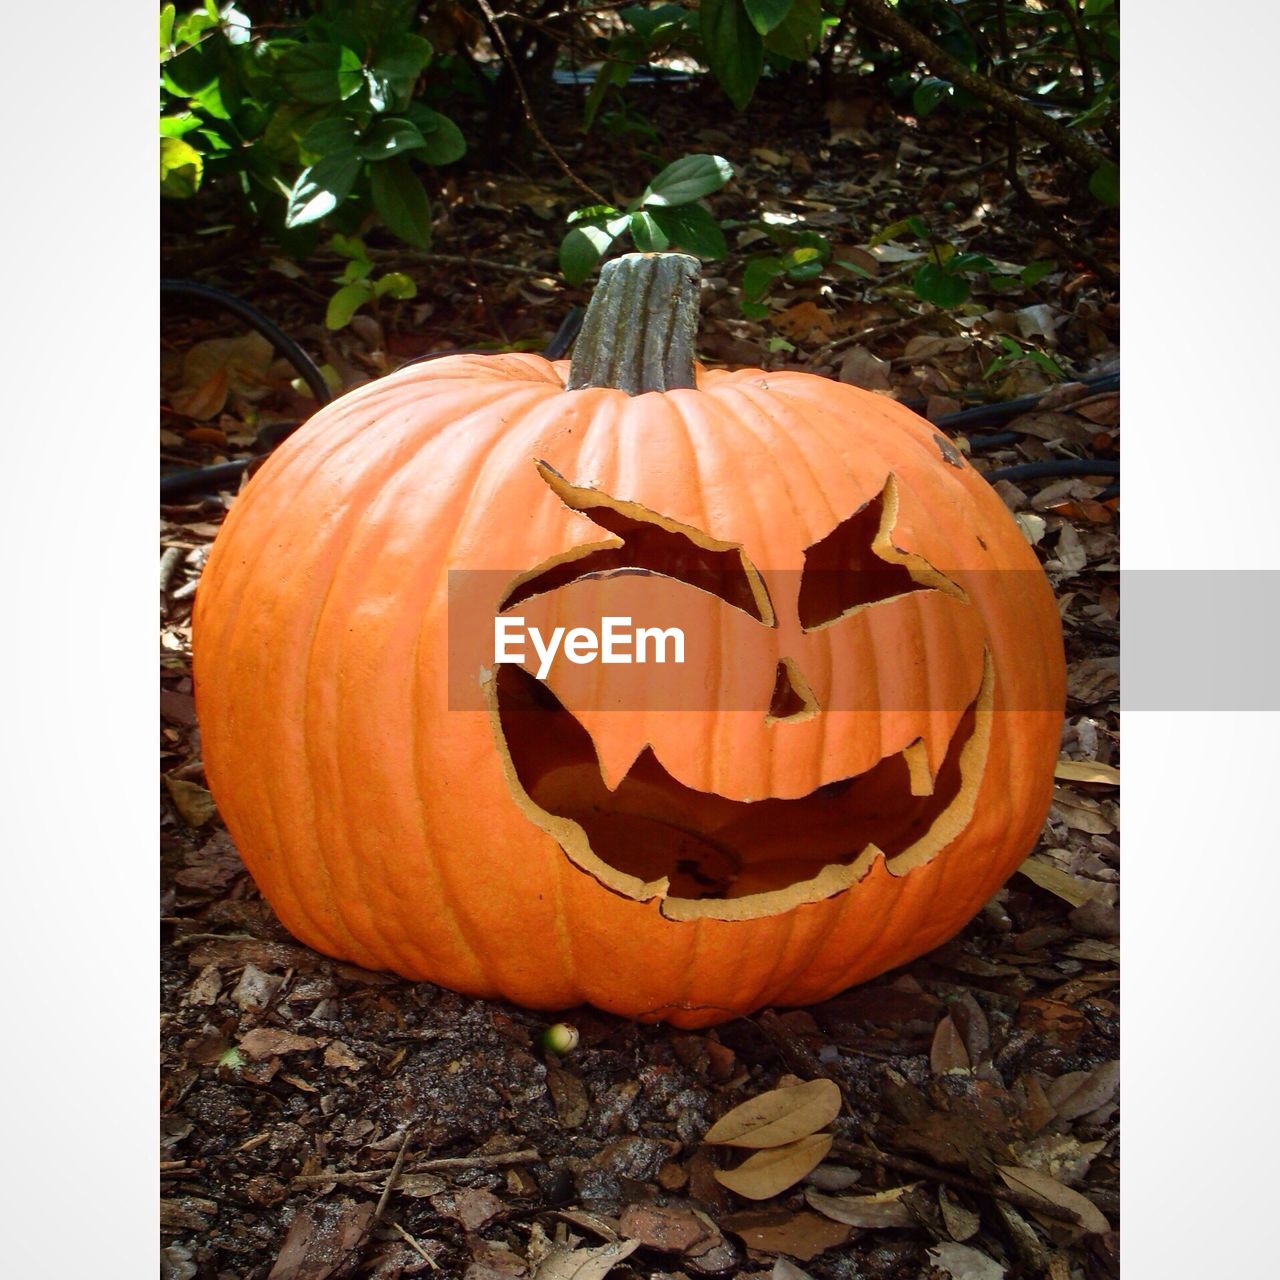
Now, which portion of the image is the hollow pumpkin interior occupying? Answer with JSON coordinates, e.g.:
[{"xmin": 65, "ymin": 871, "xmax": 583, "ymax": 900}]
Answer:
[{"xmin": 493, "ymin": 659, "xmax": 989, "ymax": 917}]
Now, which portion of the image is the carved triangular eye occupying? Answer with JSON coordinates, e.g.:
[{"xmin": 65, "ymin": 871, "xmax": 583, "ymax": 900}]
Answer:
[
  {"xmin": 500, "ymin": 463, "xmax": 774, "ymax": 624},
  {"xmin": 797, "ymin": 484, "xmax": 930, "ymax": 631},
  {"xmin": 767, "ymin": 659, "xmax": 819, "ymax": 722}
]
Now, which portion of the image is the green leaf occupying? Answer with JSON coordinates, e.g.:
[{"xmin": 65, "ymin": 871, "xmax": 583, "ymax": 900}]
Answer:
[
  {"xmin": 742, "ymin": 0, "xmax": 793, "ymax": 35},
  {"xmin": 370, "ymin": 157, "xmax": 433, "ymax": 247},
  {"xmin": 159, "ymin": 4, "xmax": 175, "ymax": 59},
  {"xmin": 326, "ymin": 281, "xmax": 373, "ymax": 330},
  {"xmin": 700, "ymin": 0, "xmax": 763, "ymax": 110},
  {"xmin": 743, "ymin": 254, "xmax": 783, "ymax": 301},
  {"xmin": 339, "ymin": 257, "xmax": 373, "ymax": 283},
  {"xmin": 629, "ymin": 210, "xmax": 670, "ymax": 251},
  {"xmin": 869, "ymin": 216, "xmax": 925, "ymax": 248},
  {"xmin": 785, "ymin": 258, "xmax": 823, "ymax": 281},
  {"xmin": 642, "ymin": 154, "xmax": 735, "ymax": 207},
  {"xmin": 328, "ymin": 232, "xmax": 368, "ymax": 261},
  {"xmin": 301, "ymin": 114, "xmax": 362, "ymax": 158},
  {"xmin": 834, "ymin": 257, "xmax": 873, "ymax": 279},
  {"xmin": 174, "ymin": 10, "xmax": 218, "ymax": 46},
  {"xmin": 277, "ymin": 44, "xmax": 364, "ymax": 104},
  {"xmin": 1089, "ymin": 161, "xmax": 1119, "ymax": 208},
  {"xmin": 1020, "ymin": 259, "xmax": 1056, "ymax": 286},
  {"xmin": 583, "ymin": 56, "xmax": 635, "ymax": 130},
  {"xmin": 160, "ymin": 136, "xmax": 203, "ymax": 198},
  {"xmin": 366, "ymin": 31, "xmax": 433, "ymax": 110},
  {"xmin": 782, "ymin": 245, "xmax": 823, "ymax": 269},
  {"xmin": 741, "ymin": 299, "xmax": 769, "ymax": 319},
  {"xmin": 374, "ymin": 271, "xmax": 418, "ymax": 300},
  {"xmin": 648, "ymin": 203, "xmax": 728, "ymax": 259},
  {"xmin": 403, "ymin": 107, "xmax": 466, "ymax": 165},
  {"xmin": 913, "ymin": 263, "xmax": 969, "ymax": 307},
  {"xmin": 159, "ymin": 113, "xmax": 203, "ymax": 138},
  {"xmin": 767, "ymin": 336, "xmax": 795, "ymax": 352},
  {"xmin": 361, "ymin": 117, "xmax": 427, "ymax": 160},
  {"xmin": 285, "ymin": 152, "xmax": 361, "ymax": 227},
  {"xmin": 623, "ymin": 3, "xmax": 689, "ymax": 39},
  {"xmin": 568, "ymin": 204, "xmax": 621, "ymax": 226},
  {"xmin": 560, "ymin": 224, "xmax": 615, "ymax": 285},
  {"xmin": 950, "ymin": 252, "xmax": 993, "ymax": 272},
  {"xmin": 763, "ymin": 0, "xmax": 821, "ymax": 62},
  {"xmin": 913, "ymin": 77, "xmax": 954, "ymax": 117}
]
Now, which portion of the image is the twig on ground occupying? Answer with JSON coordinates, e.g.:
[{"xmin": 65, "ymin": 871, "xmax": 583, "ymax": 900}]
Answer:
[
  {"xmin": 290, "ymin": 1148, "xmax": 541, "ymax": 1189},
  {"xmin": 833, "ymin": 1140, "xmax": 1083, "ymax": 1225},
  {"xmin": 374, "ymin": 1131, "xmax": 412, "ymax": 1222},
  {"xmin": 397, "ymin": 252, "xmax": 555, "ymax": 279},
  {"xmin": 811, "ymin": 313, "xmax": 934, "ymax": 363},
  {"xmin": 473, "ymin": 0, "xmax": 609, "ymax": 206},
  {"xmin": 388, "ymin": 1219, "xmax": 439, "ymax": 1270}
]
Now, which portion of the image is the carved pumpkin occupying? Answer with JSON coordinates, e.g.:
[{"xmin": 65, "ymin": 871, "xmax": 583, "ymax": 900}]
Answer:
[{"xmin": 193, "ymin": 253, "xmax": 1064, "ymax": 1028}]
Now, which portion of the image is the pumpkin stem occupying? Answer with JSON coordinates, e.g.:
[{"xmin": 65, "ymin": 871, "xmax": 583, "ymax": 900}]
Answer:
[{"xmin": 566, "ymin": 252, "xmax": 701, "ymax": 395}]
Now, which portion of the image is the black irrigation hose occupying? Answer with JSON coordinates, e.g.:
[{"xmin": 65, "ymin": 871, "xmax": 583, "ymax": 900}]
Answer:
[
  {"xmin": 161, "ymin": 279, "xmax": 332, "ymax": 407},
  {"xmin": 983, "ymin": 459, "xmax": 1119, "ymax": 484},
  {"xmin": 161, "ymin": 288, "xmax": 1119, "ymax": 500},
  {"xmin": 929, "ymin": 370, "xmax": 1119, "ymax": 432},
  {"xmin": 161, "ymin": 301, "xmax": 585, "ymax": 501}
]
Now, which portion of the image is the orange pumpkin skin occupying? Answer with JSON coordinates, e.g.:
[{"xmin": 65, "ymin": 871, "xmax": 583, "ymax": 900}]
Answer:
[{"xmin": 194, "ymin": 337, "xmax": 1063, "ymax": 1028}]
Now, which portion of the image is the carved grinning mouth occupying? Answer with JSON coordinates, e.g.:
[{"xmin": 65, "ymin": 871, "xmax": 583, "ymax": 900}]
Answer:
[{"xmin": 483, "ymin": 464, "xmax": 994, "ymax": 922}]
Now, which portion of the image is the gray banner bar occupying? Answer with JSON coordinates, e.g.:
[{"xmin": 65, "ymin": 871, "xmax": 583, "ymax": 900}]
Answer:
[{"xmin": 1121, "ymin": 570, "xmax": 1279, "ymax": 710}]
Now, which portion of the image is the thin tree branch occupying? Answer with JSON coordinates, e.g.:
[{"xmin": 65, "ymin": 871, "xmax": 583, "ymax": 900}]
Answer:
[
  {"xmin": 473, "ymin": 0, "xmax": 610, "ymax": 205},
  {"xmin": 1004, "ymin": 132, "xmax": 1118, "ymax": 290},
  {"xmin": 1053, "ymin": 0, "xmax": 1096, "ymax": 105},
  {"xmin": 843, "ymin": 0, "xmax": 1112, "ymax": 171}
]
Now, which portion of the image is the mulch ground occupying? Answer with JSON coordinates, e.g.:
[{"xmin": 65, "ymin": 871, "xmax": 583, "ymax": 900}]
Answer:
[{"xmin": 162, "ymin": 74, "xmax": 1118, "ymax": 1280}]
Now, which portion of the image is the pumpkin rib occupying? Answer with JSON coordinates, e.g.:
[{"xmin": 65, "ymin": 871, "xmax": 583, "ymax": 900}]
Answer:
[
  {"xmin": 295, "ymin": 406, "xmax": 469, "ymax": 971},
  {"xmin": 421, "ymin": 385, "xmax": 597, "ymax": 1000},
  {"xmin": 211, "ymin": 403, "xmax": 430, "ymax": 963}
]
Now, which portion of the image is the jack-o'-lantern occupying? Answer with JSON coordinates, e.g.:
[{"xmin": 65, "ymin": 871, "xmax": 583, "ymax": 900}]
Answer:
[{"xmin": 193, "ymin": 253, "xmax": 1064, "ymax": 1027}]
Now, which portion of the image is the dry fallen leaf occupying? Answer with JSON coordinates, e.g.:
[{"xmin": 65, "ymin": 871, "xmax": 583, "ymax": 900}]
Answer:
[
  {"xmin": 704, "ymin": 1078, "xmax": 842, "ymax": 1149},
  {"xmin": 1010, "ymin": 1135, "xmax": 1105, "ymax": 1187},
  {"xmin": 1015, "ymin": 512, "xmax": 1047, "ymax": 545},
  {"xmin": 772, "ymin": 1259, "xmax": 816, "ymax": 1280},
  {"xmin": 774, "ymin": 301, "xmax": 835, "ymax": 343},
  {"xmin": 267, "ymin": 1199, "xmax": 374, "ymax": 1280},
  {"xmin": 1054, "ymin": 759, "xmax": 1120, "ymax": 785},
  {"xmin": 930, "ymin": 1014, "xmax": 972, "ymax": 1074},
  {"xmin": 173, "ymin": 332, "xmax": 274, "ymax": 419},
  {"xmin": 1050, "ymin": 788, "xmax": 1115, "ymax": 835},
  {"xmin": 164, "ymin": 775, "xmax": 218, "ymax": 827},
  {"xmin": 938, "ymin": 1187, "xmax": 981, "ymax": 1241},
  {"xmin": 1045, "ymin": 1060, "xmax": 1119, "ymax": 1122},
  {"xmin": 1017, "ymin": 857, "xmax": 1098, "ymax": 908},
  {"xmin": 928, "ymin": 1241, "xmax": 1007, "ymax": 1280},
  {"xmin": 534, "ymin": 1238, "xmax": 640, "ymax": 1279},
  {"xmin": 720, "ymin": 1209, "xmax": 852, "ymax": 1261},
  {"xmin": 804, "ymin": 1184, "xmax": 916, "ymax": 1229},
  {"xmin": 238, "ymin": 1028, "xmax": 322, "ymax": 1061},
  {"xmin": 714, "ymin": 1133, "xmax": 833, "ymax": 1200},
  {"xmin": 996, "ymin": 1165, "xmax": 1110, "ymax": 1235},
  {"xmin": 837, "ymin": 345, "xmax": 893, "ymax": 390}
]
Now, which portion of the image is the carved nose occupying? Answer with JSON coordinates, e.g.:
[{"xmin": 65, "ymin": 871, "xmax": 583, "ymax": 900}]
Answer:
[{"xmin": 767, "ymin": 659, "xmax": 819, "ymax": 723}]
